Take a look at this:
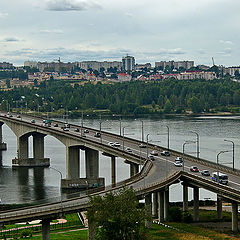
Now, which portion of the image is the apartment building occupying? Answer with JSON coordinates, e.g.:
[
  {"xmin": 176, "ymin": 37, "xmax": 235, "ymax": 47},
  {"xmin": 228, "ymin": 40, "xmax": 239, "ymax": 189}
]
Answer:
[
  {"xmin": 122, "ymin": 55, "xmax": 135, "ymax": 71},
  {"xmin": 77, "ymin": 61, "xmax": 122, "ymax": 71},
  {"xmin": 155, "ymin": 60, "xmax": 194, "ymax": 70}
]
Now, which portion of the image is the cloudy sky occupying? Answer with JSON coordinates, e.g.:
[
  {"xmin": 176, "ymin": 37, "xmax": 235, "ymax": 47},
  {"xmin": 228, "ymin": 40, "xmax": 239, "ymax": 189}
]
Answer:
[{"xmin": 0, "ymin": 0, "xmax": 239, "ymax": 66}]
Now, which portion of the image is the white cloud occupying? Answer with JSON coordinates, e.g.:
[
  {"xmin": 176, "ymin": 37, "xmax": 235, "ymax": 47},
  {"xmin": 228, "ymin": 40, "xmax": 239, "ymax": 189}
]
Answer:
[
  {"xmin": 0, "ymin": 12, "xmax": 8, "ymax": 18},
  {"xmin": 219, "ymin": 40, "xmax": 233, "ymax": 45},
  {"xmin": 39, "ymin": 29, "xmax": 64, "ymax": 34},
  {"xmin": 44, "ymin": 0, "xmax": 101, "ymax": 11}
]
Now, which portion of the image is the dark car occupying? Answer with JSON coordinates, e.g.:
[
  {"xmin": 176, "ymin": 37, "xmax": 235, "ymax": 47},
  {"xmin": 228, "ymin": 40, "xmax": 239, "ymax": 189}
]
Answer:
[
  {"xmin": 161, "ymin": 151, "xmax": 170, "ymax": 156},
  {"xmin": 190, "ymin": 166, "xmax": 199, "ymax": 172},
  {"xmin": 84, "ymin": 129, "xmax": 89, "ymax": 133},
  {"xmin": 148, "ymin": 155, "xmax": 155, "ymax": 161},
  {"xmin": 201, "ymin": 170, "xmax": 210, "ymax": 176},
  {"xmin": 74, "ymin": 128, "xmax": 80, "ymax": 132},
  {"xmin": 53, "ymin": 123, "xmax": 58, "ymax": 127},
  {"xmin": 94, "ymin": 132, "xmax": 101, "ymax": 138}
]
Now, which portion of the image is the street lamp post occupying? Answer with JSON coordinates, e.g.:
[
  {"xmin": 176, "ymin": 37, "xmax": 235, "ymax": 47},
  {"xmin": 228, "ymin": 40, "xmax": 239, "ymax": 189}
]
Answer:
[
  {"xmin": 224, "ymin": 139, "xmax": 235, "ymax": 170},
  {"xmin": 190, "ymin": 131, "xmax": 200, "ymax": 159},
  {"xmin": 50, "ymin": 167, "xmax": 63, "ymax": 212},
  {"xmin": 146, "ymin": 134, "xmax": 150, "ymax": 157},
  {"xmin": 122, "ymin": 127, "xmax": 126, "ymax": 151},
  {"xmin": 141, "ymin": 121, "xmax": 144, "ymax": 142},
  {"xmin": 119, "ymin": 117, "xmax": 122, "ymax": 136},
  {"xmin": 166, "ymin": 126, "xmax": 169, "ymax": 150},
  {"xmin": 182, "ymin": 141, "xmax": 196, "ymax": 171},
  {"xmin": 216, "ymin": 150, "xmax": 230, "ymax": 180}
]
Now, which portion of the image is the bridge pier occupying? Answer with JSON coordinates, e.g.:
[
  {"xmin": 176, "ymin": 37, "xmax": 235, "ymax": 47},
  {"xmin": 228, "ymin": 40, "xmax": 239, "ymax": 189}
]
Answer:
[
  {"xmin": 183, "ymin": 183, "xmax": 188, "ymax": 211},
  {"xmin": 42, "ymin": 218, "xmax": 51, "ymax": 240},
  {"xmin": 145, "ymin": 194, "xmax": 152, "ymax": 228},
  {"xmin": 152, "ymin": 192, "xmax": 158, "ymax": 218},
  {"xmin": 130, "ymin": 163, "xmax": 139, "ymax": 177},
  {"xmin": 217, "ymin": 195, "xmax": 222, "ymax": 220},
  {"xmin": 0, "ymin": 123, "xmax": 6, "ymax": 150},
  {"xmin": 111, "ymin": 156, "xmax": 116, "ymax": 185},
  {"xmin": 193, "ymin": 186, "xmax": 199, "ymax": 222},
  {"xmin": 62, "ymin": 147, "xmax": 104, "ymax": 189},
  {"xmin": 164, "ymin": 187, "xmax": 169, "ymax": 221},
  {"xmin": 232, "ymin": 202, "xmax": 238, "ymax": 232},
  {"xmin": 157, "ymin": 191, "xmax": 164, "ymax": 222},
  {"xmin": 13, "ymin": 134, "xmax": 50, "ymax": 167},
  {"xmin": 66, "ymin": 146, "xmax": 80, "ymax": 180}
]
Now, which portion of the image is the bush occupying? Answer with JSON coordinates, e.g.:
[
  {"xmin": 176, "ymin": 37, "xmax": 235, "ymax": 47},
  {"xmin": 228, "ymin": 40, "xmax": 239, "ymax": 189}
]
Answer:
[
  {"xmin": 169, "ymin": 207, "xmax": 182, "ymax": 222},
  {"xmin": 20, "ymin": 229, "xmax": 32, "ymax": 238},
  {"xmin": 182, "ymin": 211, "xmax": 193, "ymax": 223}
]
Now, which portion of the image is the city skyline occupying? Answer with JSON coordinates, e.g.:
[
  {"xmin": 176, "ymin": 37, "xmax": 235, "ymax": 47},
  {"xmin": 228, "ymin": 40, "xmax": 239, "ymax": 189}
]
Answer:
[{"xmin": 0, "ymin": 0, "xmax": 239, "ymax": 66}]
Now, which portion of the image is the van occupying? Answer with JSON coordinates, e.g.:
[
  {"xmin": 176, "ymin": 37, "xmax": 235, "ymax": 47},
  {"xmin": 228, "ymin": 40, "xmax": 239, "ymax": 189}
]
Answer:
[{"xmin": 212, "ymin": 172, "xmax": 228, "ymax": 185}]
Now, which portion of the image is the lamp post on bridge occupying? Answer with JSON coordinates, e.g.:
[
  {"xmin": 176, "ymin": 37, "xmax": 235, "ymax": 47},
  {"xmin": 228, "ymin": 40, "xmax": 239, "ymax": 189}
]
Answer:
[
  {"xmin": 182, "ymin": 141, "xmax": 196, "ymax": 171},
  {"xmin": 146, "ymin": 134, "xmax": 150, "ymax": 158},
  {"xmin": 224, "ymin": 139, "xmax": 235, "ymax": 170},
  {"xmin": 141, "ymin": 121, "xmax": 144, "ymax": 142},
  {"xmin": 216, "ymin": 150, "xmax": 230, "ymax": 181},
  {"xmin": 190, "ymin": 131, "xmax": 200, "ymax": 159},
  {"xmin": 166, "ymin": 126, "xmax": 169, "ymax": 150}
]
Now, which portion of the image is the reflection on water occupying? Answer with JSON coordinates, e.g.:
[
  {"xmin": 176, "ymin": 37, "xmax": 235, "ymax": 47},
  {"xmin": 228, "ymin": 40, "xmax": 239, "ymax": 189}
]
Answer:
[{"xmin": 0, "ymin": 116, "xmax": 240, "ymax": 204}]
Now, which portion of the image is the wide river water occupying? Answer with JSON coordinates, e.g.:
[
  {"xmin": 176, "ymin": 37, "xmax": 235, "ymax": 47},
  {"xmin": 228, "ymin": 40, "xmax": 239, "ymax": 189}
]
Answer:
[{"xmin": 1, "ymin": 115, "xmax": 240, "ymax": 204}]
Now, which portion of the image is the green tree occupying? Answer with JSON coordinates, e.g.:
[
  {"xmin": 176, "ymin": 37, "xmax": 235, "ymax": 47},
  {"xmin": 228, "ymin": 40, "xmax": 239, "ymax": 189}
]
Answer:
[
  {"xmin": 188, "ymin": 96, "xmax": 203, "ymax": 113},
  {"xmin": 164, "ymin": 99, "xmax": 172, "ymax": 113},
  {"xmin": 87, "ymin": 187, "xmax": 150, "ymax": 240}
]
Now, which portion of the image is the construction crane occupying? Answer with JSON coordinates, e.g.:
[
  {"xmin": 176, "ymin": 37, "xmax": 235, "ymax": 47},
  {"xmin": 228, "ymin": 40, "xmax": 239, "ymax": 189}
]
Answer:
[
  {"xmin": 212, "ymin": 57, "xmax": 215, "ymax": 66},
  {"xmin": 53, "ymin": 57, "xmax": 61, "ymax": 63}
]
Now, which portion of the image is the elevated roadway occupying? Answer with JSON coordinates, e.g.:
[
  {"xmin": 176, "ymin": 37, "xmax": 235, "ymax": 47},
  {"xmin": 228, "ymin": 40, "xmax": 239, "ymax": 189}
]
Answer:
[{"xmin": 0, "ymin": 112, "xmax": 240, "ymax": 238}]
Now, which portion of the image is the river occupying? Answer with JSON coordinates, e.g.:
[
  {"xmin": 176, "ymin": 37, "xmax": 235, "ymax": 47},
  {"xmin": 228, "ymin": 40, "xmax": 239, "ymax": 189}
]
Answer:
[{"xmin": 1, "ymin": 115, "xmax": 240, "ymax": 204}]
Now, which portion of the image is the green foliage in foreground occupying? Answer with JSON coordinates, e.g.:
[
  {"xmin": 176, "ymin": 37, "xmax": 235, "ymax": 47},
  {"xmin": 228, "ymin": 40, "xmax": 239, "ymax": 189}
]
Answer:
[{"xmin": 87, "ymin": 187, "xmax": 151, "ymax": 240}]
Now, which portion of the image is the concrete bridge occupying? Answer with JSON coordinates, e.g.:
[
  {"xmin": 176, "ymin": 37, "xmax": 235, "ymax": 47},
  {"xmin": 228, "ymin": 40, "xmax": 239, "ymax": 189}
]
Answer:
[{"xmin": 0, "ymin": 112, "xmax": 240, "ymax": 240}]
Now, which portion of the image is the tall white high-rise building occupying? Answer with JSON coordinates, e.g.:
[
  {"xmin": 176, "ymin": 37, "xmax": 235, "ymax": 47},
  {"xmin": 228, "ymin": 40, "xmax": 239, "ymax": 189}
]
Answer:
[{"xmin": 122, "ymin": 55, "xmax": 135, "ymax": 71}]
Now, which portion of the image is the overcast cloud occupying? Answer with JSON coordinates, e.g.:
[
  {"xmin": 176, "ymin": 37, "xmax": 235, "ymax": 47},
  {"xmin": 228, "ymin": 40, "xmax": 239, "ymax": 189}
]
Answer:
[{"xmin": 0, "ymin": 0, "xmax": 239, "ymax": 66}]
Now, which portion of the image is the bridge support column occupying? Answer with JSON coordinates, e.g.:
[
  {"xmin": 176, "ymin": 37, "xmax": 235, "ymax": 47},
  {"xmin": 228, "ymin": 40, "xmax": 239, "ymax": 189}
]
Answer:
[
  {"xmin": 42, "ymin": 218, "xmax": 50, "ymax": 240},
  {"xmin": 86, "ymin": 148, "xmax": 99, "ymax": 179},
  {"xmin": 157, "ymin": 191, "xmax": 164, "ymax": 222},
  {"xmin": 66, "ymin": 146, "xmax": 80, "ymax": 180},
  {"xmin": 193, "ymin": 187, "xmax": 199, "ymax": 222},
  {"xmin": 0, "ymin": 123, "xmax": 6, "ymax": 150},
  {"xmin": 130, "ymin": 163, "xmax": 139, "ymax": 177},
  {"xmin": 232, "ymin": 202, "xmax": 238, "ymax": 232},
  {"xmin": 111, "ymin": 156, "xmax": 116, "ymax": 185},
  {"xmin": 145, "ymin": 194, "xmax": 152, "ymax": 228},
  {"xmin": 13, "ymin": 134, "xmax": 50, "ymax": 167},
  {"xmin": 217, "ymin": 195, "xmax": 222, "ymax": 220},
  {"xmin": 183, "ymin": 184, "xmax": 188, "ymax": 211},
  {"xmin": 164, "ymin": 187, "xmax": 169, "ymax": 221},
  {"xmin": 152, "ymin": 192, "xmax": 158, "ymax": 218}
]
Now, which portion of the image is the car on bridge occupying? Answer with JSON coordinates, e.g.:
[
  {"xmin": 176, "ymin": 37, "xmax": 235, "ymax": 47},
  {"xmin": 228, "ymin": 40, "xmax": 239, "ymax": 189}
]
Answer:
[
  {"xmin": 84, "ymin": 129, "xmax": 89, "ymax": 133},
  {"xmin": 125, "ymin": 147, "xmax": 133, "ymax": 153},
  {"xmin": 150, "ymin": 150, "xmax": 158, "ymax": 156},
  {"xmin": 190, "ymin": 166, "xmax": 199, "ymax": 172},
  {"xmin": 31, "ymin": 119, "xmax": 35, "ymax": 123},
  {"xmin": 212, "ymin": 172, "xmax": 228, "ymax": 184},
  {"xmin": 139, "ymin": 143, "xmax": 146, "ymax": 148},
  {"xmin": 161, "ymin": 151, "xmax": 170, "ymax": 156},
  {"xmin": 108, "ymin": 142, "xmax": 114, "ymax": 147},
  {"xmin": 74, "ymin": 128, "xmax": 80, "ymax": 132},
  {"xmin": 53, "ymin": 123, "xmax": 58, "ymax": 127},
  {"xmin": 94, "ymin": 132, "xmax": 101, "ymax": 138},
  {"xmin": 148, "ymin": 155, "xmax": 155, "ymax": 161},
  {"xmin": 174, "ymin": 161, "xmax": 182, "ymax": 167},
  {"xmin": 175, "ymin": 156, "xmax": 183, "ymax": 162},
  {"xmin": 17, "ymin": 114, "xmax": 21, "ymax": 118},
  {"xmin": 201, "ymin": 170, "xmax": 210, "ymax": 176},
  {"xmin": 113, "ymin": 142, "xmax": 121, "ymax": 147}
]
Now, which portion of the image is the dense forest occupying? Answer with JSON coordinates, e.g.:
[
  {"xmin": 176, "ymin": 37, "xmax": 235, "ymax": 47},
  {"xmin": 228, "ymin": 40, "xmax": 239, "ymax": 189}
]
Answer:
[{"xmin": 1, "ymin": 78, "xmax": 240, "ymax": 116}]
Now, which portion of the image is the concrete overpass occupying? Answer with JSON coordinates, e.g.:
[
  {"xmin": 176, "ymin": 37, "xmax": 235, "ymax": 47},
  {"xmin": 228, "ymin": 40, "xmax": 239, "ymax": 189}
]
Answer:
[{"xmin": 0, "ymin": 112, "xmax": 240, "ymax": 239}]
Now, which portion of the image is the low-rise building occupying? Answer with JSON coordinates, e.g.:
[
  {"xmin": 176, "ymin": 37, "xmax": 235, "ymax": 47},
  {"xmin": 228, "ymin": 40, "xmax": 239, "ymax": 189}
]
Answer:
[{"xmin": 117, "ymin": 73, "xmax": 132, "ymax": 82}]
